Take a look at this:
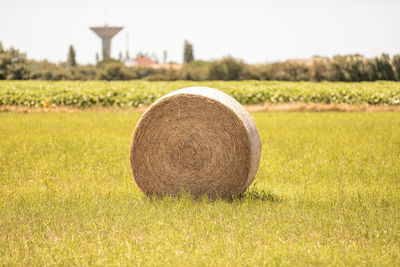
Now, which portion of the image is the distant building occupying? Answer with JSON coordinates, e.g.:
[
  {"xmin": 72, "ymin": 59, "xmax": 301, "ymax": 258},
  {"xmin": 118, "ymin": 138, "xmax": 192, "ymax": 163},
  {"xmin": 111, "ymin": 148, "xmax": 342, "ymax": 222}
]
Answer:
[{"xmin": 125, "ymin": 56, "xmax": 182, "ymax": 70}]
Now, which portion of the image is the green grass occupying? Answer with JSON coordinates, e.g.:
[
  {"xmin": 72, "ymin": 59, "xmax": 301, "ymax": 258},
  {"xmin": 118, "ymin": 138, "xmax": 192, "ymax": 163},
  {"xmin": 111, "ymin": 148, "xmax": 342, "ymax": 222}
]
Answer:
[
  {"xmin": 1, "ymin": 80, "xmax": 400, "ymax": 107},
  {"xmin": 1, "ymin": 111, "xmax": 399, "ymax": 266}
]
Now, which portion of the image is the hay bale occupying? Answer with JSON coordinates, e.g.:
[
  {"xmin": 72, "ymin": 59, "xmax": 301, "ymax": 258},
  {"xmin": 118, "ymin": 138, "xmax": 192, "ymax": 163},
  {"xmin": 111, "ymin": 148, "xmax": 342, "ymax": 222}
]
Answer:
[{"xmin": 130, "ymin": 87, "xmax": 261, "ymax": 199}]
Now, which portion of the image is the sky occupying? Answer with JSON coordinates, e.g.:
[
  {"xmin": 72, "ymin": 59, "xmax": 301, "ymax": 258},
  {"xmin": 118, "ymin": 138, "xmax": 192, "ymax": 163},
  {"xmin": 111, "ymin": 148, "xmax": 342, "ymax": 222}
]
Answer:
[{"xmin": 0, "ymin": 0, "xmax": 399, "ymax": 64}]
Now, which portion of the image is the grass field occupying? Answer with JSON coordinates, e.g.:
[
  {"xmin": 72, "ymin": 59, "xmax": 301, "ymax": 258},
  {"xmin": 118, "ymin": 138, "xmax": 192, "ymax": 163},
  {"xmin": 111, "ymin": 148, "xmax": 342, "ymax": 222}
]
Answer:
[{"xmin": 1, "ymin": 111, "xmax": 400, "ymax": 266}]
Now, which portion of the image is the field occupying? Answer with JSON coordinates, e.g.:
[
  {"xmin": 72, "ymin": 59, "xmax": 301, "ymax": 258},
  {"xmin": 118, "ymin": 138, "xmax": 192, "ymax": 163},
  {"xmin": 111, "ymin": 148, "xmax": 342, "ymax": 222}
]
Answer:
[
  {"xmin": 1, "ymin": 80, "xmax": 400, "ymax": 108},
  {"xmin": 1, "ymin": 110, "xmax": 399, "ymax": 266}
]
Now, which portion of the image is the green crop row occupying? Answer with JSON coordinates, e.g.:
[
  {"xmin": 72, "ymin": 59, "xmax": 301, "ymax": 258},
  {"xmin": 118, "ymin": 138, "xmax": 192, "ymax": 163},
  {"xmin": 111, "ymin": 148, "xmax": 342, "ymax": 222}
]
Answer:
[{"xmin": 0, "ymin": 80, "xmax": 399, "ymax": 108}]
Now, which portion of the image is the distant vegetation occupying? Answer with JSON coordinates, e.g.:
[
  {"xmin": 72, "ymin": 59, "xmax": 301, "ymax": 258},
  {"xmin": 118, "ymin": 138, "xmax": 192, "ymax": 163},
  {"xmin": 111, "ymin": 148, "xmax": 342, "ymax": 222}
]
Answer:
[
  {"xmin": 1, "ymin": 41, "xmax": 400, "ymax": 81},
  {"xmin": 1, "ymin": 81, "xmax": 399, "ymax": 108}
]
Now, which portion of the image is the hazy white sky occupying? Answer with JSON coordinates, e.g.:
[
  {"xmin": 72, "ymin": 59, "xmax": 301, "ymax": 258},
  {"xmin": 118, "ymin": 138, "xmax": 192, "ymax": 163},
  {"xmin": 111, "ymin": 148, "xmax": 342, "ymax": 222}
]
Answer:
[{"xmin": 0, "ymin": 0, "xmax": 399, "ymax": 64}]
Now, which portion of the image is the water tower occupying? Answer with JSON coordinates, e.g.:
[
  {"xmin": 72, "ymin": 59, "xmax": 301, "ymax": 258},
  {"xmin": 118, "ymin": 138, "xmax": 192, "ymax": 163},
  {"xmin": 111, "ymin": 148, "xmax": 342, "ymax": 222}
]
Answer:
[{"xmin": 90, "ymin": 25, "xmax": 123, "ymax": 59}]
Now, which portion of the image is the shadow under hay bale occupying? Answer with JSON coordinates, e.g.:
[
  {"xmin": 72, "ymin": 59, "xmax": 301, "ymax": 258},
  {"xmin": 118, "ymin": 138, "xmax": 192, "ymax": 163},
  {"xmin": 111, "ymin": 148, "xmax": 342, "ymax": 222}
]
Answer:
[{"xmin": 235, "ymin": 186, "xmax": 283, "ymax": 202}]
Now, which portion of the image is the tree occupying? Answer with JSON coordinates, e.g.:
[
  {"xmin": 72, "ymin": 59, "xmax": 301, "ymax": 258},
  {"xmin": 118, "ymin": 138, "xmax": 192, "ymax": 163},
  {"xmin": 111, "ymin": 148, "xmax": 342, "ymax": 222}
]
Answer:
[
  {"xmin": 207, "ymin": 56, "xmax": 245, "ymax": 80},
  {"xmin": 308, "ymin": 57, "xmax": 329, "ymax": 81},
  {"xmin": 393, "ymin": 55, "xmax": 400, "ymax": 81},
  {"xmin": 183, "ymin": 40, "xmax": 194, "ymax": 63},
  {"xmin": 0, "ymin": 47, "xmax": 29, "ymax": 79},
  {"xmin": 99, "ymin": 62, "xmax": 133, "ymax": 80},
  {"xmin": 208, "ymin": 61, "xmax": 228, "ymax": 80},
  {"xmin": 180, "ymin": 60, "xmax": 208, "ymax": 81},
  {"xmin": 67, "ymin": 45, "xmax": 76, "ymax": 67},
  {"xmin": 95, "ymin": 52, "xmax": 99, "ymax": 64},
  {"xmin": 222, "ymin": 56, "xmax": 245, "ymax": 80},
  {"xmin": 125, "ymin": 50, "xmax": 130, "ymax": 61},
  {"xmin": 345, "ymin": 55, "xmax": 369, "ymax": 82},
  {"xmin": 163, "ymin": 50, "xmax": 168, "ymax": 64},
  {"xmin": 373, "ymin": 54, "xmax": 395, "ymax": 80}
]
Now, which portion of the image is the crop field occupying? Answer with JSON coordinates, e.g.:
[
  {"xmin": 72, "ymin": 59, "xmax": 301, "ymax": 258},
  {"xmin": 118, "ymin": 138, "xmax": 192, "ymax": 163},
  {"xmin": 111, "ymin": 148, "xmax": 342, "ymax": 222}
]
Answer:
[
  {"xmin": 1, "ymin": 80, "xmax": 400, "ymax": 108},
  {"xmin": 1, "ymin": 110, "xmax": 399, "ymax": 266}
]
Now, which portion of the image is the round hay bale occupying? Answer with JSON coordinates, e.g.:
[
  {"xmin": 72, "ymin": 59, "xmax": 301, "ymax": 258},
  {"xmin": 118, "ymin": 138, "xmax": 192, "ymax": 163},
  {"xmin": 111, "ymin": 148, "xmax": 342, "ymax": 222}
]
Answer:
[{"xmin": 129, "ymin": 87, "xmax": 261, "ymax": 199}]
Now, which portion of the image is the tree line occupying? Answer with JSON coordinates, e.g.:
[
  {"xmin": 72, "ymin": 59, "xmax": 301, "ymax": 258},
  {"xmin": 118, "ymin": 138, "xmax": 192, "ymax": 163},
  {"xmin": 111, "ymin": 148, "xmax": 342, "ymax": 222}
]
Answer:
[{"xmin": 1, "ymin": 41, "xmax": 399, "ymax": 81}]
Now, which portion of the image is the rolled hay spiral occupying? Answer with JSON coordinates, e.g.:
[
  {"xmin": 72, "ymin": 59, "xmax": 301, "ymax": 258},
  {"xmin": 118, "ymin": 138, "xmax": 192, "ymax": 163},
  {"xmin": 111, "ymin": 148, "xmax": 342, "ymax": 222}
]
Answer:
[{"xmin": 130, "ymin": 87, "xmax": 261, "ymax": 199}]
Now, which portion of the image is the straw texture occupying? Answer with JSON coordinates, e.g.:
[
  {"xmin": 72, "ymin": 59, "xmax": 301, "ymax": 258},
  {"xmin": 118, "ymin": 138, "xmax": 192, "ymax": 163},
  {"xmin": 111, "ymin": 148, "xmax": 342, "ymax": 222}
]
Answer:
[{"xmin": 130, "ymin": 87, "xmax": 261, "ymax": 199}]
